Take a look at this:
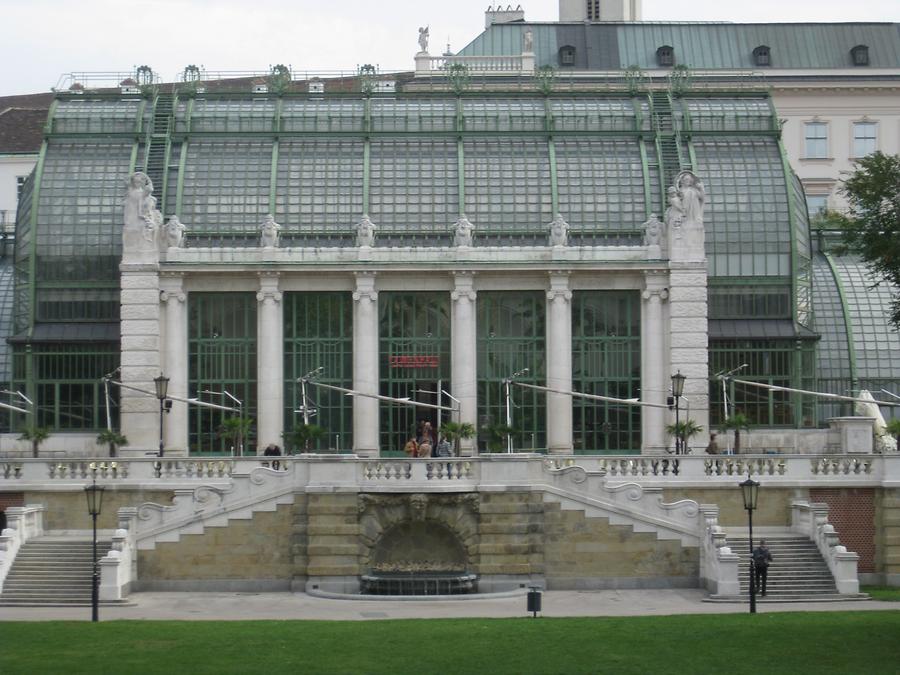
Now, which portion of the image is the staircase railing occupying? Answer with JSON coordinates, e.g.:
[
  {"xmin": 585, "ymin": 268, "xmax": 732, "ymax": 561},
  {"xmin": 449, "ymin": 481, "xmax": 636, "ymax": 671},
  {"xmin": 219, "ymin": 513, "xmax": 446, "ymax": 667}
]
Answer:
[
  {"xmin": 791, "ymin": 500, "xmax": 860, "ymax": 594},
  {"xmin": 698, "ymin": 504, "xmax": 740, "ymax": 595},
  {"xmin": 99, "ymin": 507, "xmax": 137, "ymax": 601},
  {"xmin": 0, "ymin": 505, "xmax": 45, "ymax": 593}
]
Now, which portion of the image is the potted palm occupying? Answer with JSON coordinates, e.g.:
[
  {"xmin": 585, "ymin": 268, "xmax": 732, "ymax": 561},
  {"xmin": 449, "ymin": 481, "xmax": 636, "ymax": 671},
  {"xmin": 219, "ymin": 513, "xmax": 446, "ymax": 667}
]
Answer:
[
  {"xmin": 96, "ymin": 429, "xmax": 128, "ymax": 458},
  {"xmin": 482, "ymin": 422, "xmax": 517, "ymax": 453},
  {"xmin": 665, "ymin": 420, "xmax": 703, "ymax": 454},
  {"xmin": 287, "ymin": 423, "xmax": 326, "ymax": 453},
  {"xmin": 19, "ymin": 426, "xmax": 50, "ymax": 458},
  {"xmin": 217, "ymin": 416, "xmax": 253, "ymax": 456},
  {"xmin": 723, "ymin": 413, "xmax": 751, "ymax": 454},
  {"xmin": 440, "ymin": 421, "xmax": 476, "ymax": 456}
]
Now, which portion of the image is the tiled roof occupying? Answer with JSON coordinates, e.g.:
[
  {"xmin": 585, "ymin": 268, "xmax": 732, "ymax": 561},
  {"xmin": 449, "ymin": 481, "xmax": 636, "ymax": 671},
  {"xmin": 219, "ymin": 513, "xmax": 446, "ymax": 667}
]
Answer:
[
  {"xmin": 0, "ymin": 107, "xmax": 47, "ymax": 154},
  {"xmin": 460, "ymin": 22, "xmax": 900, "ymax": 70}
]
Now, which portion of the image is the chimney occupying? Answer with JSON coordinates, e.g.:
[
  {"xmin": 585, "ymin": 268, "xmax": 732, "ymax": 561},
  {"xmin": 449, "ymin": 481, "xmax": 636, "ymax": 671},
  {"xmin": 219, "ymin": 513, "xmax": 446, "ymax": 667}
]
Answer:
[
  {"xmin": 485, "ymin": 4, "xmax": 526, "ymax": 29},
  {"xmin": 559, "ymin": 0, "xmax": 642, "ymax": 22}
]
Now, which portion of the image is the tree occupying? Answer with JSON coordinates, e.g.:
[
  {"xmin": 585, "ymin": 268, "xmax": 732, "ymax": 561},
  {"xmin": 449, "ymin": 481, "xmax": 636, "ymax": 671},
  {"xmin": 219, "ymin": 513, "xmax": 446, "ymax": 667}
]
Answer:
[
  {"xmin": 665, "ymin": 420, "xmax": 703, "ymax": 454},
  {"xmin": 217, "ymin": 416, "xmax": 253, "ymax": 456},
  {"xmin": 840, "ymin": 152, "xmax": 900, "ymax": 328},
  {"xmin": 19, "ymin": 426, "xmax": 50, "ymax": 458},
  {"xmin": 482, "ymin": 422, "xmax": 516, "ymax": 453},
  {"xmin": 723, "ymin": 413, "xmax": 751, "ymax": 455},
  {"xmin": 286, "ymin": 423, "xmax": 326, "ymax": 453},
  {"xmin": 439, "ymin": 421, "xmax": 476, "ymax": 456},
  {"xmin": 96, "ymin": 429, "xmax": 128, "ymax": 458}
]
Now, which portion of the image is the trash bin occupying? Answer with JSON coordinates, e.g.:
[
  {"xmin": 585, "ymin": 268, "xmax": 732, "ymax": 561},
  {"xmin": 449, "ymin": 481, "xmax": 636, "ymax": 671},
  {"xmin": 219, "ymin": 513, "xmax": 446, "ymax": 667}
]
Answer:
[{"xmin": 527, "ymin": 586, "xmax": 542, "ymax": 617}]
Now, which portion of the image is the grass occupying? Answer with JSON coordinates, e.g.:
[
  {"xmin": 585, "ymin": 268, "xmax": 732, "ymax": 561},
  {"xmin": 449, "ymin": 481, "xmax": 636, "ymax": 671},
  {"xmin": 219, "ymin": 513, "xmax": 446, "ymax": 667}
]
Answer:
[
  {"xmin": 864, "ymin": 585, "xmax": 900, "ymax": 601},
  {"xmin": 1, "ymin": 612, "xmax": 900, "ymax": 675}
]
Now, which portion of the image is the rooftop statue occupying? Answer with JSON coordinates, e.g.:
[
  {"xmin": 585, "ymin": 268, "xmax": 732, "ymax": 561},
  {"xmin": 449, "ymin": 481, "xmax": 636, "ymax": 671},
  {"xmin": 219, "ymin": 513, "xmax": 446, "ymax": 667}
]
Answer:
[
  {"xmin": 259, "ymin": 214, "xmax": 281, "ymax": 248},
  {"xmin": 642, "ymin": 213, "xmax": 665, "ymax": 259},
  {"xmin": 418, "ymin": 26, "xmax": 429, "ymax": 53},
  {"xmin": 548, "ymin": 213, "xmax": 569, "ymax": 247},
  {"xmin": 523, "ymin": 29, "xmax": 533, "ymax": 53},
  {"xmin": 453, "ymin": 214, "xmax": 474, "ymax": 247},
  {"xmin": 668, "ymin": 171, "xmax": 707, "ymax": 261},
  {"xmin": 357, "ymin": 214, "xmax": 376, "ymax": 247},
  {"xmin": 164, "ymin": 215, "xmax": 186, "ymax": 249},
  {"xmin": 676, "ymin": 170, "xmax": 706, "ymax": 228},
  {"xmin": 123, "ymin": 171, "xmax": 162, "ymax": 258}
]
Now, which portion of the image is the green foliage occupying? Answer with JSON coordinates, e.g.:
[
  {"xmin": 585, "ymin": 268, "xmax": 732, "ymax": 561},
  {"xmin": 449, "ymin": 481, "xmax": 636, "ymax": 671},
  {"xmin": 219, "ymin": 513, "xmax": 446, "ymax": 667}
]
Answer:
[
  {"xmin": 723, "ymin": 413, "xmax": 751, "ymax": 454},
  {"xmin": 18, "ymin": 426, "xmax": 50, "ymax": 458},
  {"xmin": 535, "ymin": 66, "xmax": 555, "ymax": 95},
  {"xmin": 217, "ymin": 416, "xmax": 253, "ymax": 456},
  {"xmin": 96, "ymin": 429, "xmax": 128, "ymax": 458},
  {"xmin": 286, "ymin": 423, "xmax": 326, "ymax": 453},
  {"xmin": 2, "ymin": 613, "xmax": 900, "ymax": 674},
  {"xmin": 885, "ymin": 418, "xmax": 900, "ymax": 446},
  {"xmin": 482, "ymin": 422, "xmax": 516, "ymax": 453},
  {"xmin": 665, "ymin": 419, "xmax": 703, "ymax": 452},
  {"xmin": 447, "ymin": 63, "xmax": 470, "ymax": 95},
  {"xmin": 440, "ymin": 421, "xmax": 476, "ymax": 455},
  {"xmin": 840, "ymin": 152, "xmax": 900, "ymax": 328}
]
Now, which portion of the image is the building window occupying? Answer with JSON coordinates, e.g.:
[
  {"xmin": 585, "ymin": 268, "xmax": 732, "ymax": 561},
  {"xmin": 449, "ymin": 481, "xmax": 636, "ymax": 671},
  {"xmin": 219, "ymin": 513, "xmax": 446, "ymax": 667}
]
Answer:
[
  {"xmin": 852, "ymin": 121, "xmax": 877, "ymax": 158},
  {"xmin": 16, "ymin": 176, "xmax": 26, "ymax": 200},
  {"xmin": 806, "ymin": 194, "xmax": 828, "ymax": 218},
  {"xmin": 850, "ymin": 45, "xmax": 869, "ymax": 66},
  {"xmin": 752, "ymin": 45, "xmax": 771, "ymax": 67},
  {"xmin": 656, "ymin": 46, "xmax": 675, "ymax": 67},
  {"xmin": 558, "ymin": 46, "xmax": 576, "ymax": 67},
  {"xmin": 804, "ymin": 122, "xmax": 828, "ymax": 159},
  {"xmin": 586, "ymin": 0, "xmax": 600, "ymax": 20}
]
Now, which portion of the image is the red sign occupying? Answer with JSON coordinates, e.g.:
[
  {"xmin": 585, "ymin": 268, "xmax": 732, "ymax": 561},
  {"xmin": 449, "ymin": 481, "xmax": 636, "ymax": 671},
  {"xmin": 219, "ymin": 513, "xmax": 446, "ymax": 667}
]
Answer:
[{"xmin": 390, "ymin": 355, "xmax": 439, "ymax": 369}]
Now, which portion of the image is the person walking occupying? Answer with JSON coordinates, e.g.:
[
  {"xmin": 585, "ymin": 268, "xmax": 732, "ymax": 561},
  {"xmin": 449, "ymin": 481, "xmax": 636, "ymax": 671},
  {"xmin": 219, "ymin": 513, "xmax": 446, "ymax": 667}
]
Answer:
[{"xmin": 752, "ymin": 539, "xmax": 773, "ymax": 597}]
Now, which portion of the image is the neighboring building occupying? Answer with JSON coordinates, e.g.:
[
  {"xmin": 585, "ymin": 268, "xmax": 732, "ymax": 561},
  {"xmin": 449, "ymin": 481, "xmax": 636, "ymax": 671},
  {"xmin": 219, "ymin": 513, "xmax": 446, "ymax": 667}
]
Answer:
[{"xmin": 0, "ymin": 95, "xmax": 50, "ymax": 230}]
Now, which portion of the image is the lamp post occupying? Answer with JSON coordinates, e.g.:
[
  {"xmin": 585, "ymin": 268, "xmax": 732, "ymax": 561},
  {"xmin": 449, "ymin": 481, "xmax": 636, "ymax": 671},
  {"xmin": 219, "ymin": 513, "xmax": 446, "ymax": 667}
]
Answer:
[
  {"xmin": 740, "ymin": 474, "xmax": 760, "ymax": 614},
  {"xmin": 671, "ymin": 371, "xmax": 686, "ymax": 455},
  {"xmin": 84, "ymin": 464, "xmax": 105, "ymax": 622},
  {"xmin": 154, "ymin": 373, "xmax": 169, "ymax": 458}
]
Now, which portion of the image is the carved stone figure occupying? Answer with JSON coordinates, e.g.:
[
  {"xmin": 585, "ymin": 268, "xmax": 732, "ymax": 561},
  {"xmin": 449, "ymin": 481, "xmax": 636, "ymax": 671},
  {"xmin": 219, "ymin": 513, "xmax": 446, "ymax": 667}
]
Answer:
[
  {"xmin": 643, "ymin": 213, "xmax": 664, "ymax": 259},
  {"xmin": 668, "ymin": 171, "xmax": 707, "ymax": 260},
  {"xmin": 676, "ymin": 170, "xmax": 706, "ymax": 227},
  {"xmin": 418, "ymin": 26, "xmax": 429, "ymax": 53},
  {"xmin": 453, "ymin": 214, "xmax": 474, "ymax": 247},
  {"xmin": 664, "ymin": 186, "xmax": 684, "ymax": 231},
  {"xmin": 164, "ymin": 216, "xmax": 186, "ymax": 249},
  {"xmin": 523, "ymin": 29, "xmax": 533, "ymax": 53},
  {"xmin": 357, "ymin": 214, "xmax": 376, "ymax": 247},
  {"xmin": 259, "ymin": 214, "xmax": 280, "ymax": 248},
  {"xmin": 548, "ymin": 213, "xmax": 569, "ymax": 247},
  {"xmin": 123, "ymin": 171, "xmax": 162, "ymax": 256}
]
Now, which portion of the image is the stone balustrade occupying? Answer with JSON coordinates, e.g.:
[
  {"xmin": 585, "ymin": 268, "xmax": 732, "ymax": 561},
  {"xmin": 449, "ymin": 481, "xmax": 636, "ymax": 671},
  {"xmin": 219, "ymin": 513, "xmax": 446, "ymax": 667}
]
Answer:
[
  {"xmin": 0, "ymin": 504, "xmax": 45, "ymax": 593},
  {"xmin": 698, "ymin": 504, "xmax": 740, "ymax": 596},
  {"xmin": 791, "ymin": 500, "xmax": 861, "ymax": 594}
]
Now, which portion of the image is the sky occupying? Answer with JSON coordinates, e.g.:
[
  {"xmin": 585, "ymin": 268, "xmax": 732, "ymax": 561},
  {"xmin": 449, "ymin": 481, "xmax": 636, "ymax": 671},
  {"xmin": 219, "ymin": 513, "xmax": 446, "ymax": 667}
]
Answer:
[{"xmin": 2, "ymin": 0, "xmax": 899, "ymax": 96}]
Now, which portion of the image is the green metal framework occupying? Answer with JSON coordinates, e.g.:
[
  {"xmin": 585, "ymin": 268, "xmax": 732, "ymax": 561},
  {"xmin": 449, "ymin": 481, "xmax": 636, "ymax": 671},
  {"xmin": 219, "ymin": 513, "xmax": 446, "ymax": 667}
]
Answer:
[
  {"xmin": 283, "ymin": 292, "xmax": 353, "ymax": 452},
  {"xmin": 188, "ymin": 293, "xmax": 257, "ymax": 454}
]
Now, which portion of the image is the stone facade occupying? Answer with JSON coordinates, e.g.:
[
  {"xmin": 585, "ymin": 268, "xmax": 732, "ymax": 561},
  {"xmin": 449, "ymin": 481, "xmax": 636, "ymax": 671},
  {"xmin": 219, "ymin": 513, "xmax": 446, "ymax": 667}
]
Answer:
[
  {"xmin": 876, "ymin": 488, "xmax": 900, "ymax": 585},
  {"xmin": 24, "ymin": 489, "xmax": 174, "ymax": 531}
]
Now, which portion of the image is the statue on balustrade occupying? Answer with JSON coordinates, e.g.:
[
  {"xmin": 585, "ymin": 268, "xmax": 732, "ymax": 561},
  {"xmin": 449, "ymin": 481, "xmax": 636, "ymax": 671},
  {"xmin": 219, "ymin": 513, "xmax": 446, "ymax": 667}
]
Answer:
[
  {"xmin": 642, "ymin": 213, "xmax": 665, "ymax": 259},
  {"xmin": 123, "ymin": 171, "xmax": 163, "ymax": 258},
  {"xmin": 259, "ymin": 214, "xmax": 281, "ymax": 248},
  {"xmin": 418, "ymin": 26, "xmax": 429, "ymax": 53},
  {"xmin": 453, "ymin": 214, "xmax": 474, "ymax": 247},
  {"xmin": 357, "ymin": 214, "xmax": 376, "ymax": 247},
  {"xmin": 668, "ymin": 170, "xmax": 707, "ymax": 261},
  {"xmin": 548, "ymin": 213, "xmax": 569, "ymax": 247},
  {"xmin": 523, "ymin": 29, "xmax": 534, "ymax": 53},
  {"xmin": 164, "ymin": 215, "xmax": 186, "ymax": 249}
]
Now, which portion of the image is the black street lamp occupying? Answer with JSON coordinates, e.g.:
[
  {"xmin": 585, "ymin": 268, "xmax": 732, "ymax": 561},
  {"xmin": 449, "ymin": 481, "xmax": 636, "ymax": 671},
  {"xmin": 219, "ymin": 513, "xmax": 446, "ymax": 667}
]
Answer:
[
  {"xmin": 671, "ymin": 371, "xmax": 686, "ymax": 454},
  {"xmin": 154, "ymin": 373, "xmax": 169, "ymax": 458},
  {"xmin": 84, "ymin": 465, "xmax": 105, "ymax": 623},
  {"xmin": 740, "ymin": 474, "xmax": 760, "ymax": 614}
]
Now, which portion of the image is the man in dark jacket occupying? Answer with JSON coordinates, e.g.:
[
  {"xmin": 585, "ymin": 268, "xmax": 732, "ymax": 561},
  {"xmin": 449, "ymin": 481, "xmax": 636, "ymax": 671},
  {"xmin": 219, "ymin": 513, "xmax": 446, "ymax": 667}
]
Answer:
[{"xmin": 752, "ymin": 540, "xmax": 773, "ymax": 596}]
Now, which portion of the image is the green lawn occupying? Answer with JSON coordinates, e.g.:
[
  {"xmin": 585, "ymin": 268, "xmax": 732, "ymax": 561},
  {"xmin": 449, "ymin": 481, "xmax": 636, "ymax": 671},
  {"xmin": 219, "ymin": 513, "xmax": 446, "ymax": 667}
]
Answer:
[
  {"xmin": 864, "ymin": 586, "xmax": 900, "ymax": 602},
  {"xmin": 1, "ymin": 612, "xmax": 899, "ymax": 675}
]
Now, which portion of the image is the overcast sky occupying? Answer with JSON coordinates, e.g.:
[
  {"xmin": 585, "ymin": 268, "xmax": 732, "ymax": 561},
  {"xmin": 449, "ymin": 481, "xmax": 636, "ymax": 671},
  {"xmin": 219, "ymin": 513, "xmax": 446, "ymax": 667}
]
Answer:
[{"xmin": 2, "ymin": 0, "xmax": 898, "ymax": 96}]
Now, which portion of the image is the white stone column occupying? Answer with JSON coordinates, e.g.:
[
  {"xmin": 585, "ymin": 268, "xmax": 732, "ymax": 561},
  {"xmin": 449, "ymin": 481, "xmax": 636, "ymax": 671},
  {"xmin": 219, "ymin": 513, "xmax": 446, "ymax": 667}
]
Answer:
[
  {"xmin": 641, "ymin": 272, "xmax": 669, "ymax": 454},
  {"xmin": 451, "ymin": 272, "xmax": 478, "ymax": 456},
  {"xmin": 256, "ymin": 273, "xmax": 283, "ymax": 455},
  {"xmin": 546, "ymin": 272, "xmax": 573, "ymax": 454},
  {"xmin": 353, "ymin": 272, "xmax": 379, "ymax": 457},
  {"xmin": 119, "ymin": 265, "xmax": 163, "ymax": 454},
  {"xmin": 159, "ymin": 274, "xmax": 187, "ymax": 455}
]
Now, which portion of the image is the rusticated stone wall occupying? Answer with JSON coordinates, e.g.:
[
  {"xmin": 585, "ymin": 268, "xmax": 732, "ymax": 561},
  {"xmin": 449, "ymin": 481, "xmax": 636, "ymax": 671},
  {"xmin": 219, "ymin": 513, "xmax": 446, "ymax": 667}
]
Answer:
[
  {"xmin": 24, "ymin": 489, "xmax": 175, "ymax": 530},
  {"xmin": 876, "ymin": 488, "xmax": 900, "ymax": 582}
]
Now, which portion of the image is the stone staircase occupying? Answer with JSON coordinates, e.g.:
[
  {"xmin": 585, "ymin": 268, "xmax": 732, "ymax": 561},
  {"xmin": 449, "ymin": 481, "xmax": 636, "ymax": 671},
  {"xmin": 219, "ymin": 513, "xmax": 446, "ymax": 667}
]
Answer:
[
  {"xmin": 724, "ymin": 534, "xmax": 867, "ymax": 602},
  {"xmin": 0, "ymin": 538, "xmax": 113, "ymax": 606}
]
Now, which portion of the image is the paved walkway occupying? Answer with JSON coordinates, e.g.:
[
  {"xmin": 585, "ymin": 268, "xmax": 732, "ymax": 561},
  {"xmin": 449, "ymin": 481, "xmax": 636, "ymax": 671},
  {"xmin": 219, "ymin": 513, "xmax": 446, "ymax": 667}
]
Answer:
[{"xmin": 1, "ymin": 590, "xmax": 897, "ymax": 621}]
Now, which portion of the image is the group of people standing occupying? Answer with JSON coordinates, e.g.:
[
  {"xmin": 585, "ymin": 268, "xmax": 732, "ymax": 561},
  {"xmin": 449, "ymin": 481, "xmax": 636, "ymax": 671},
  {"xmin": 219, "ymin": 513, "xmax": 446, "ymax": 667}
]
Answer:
[{"xmin": 403, "ymin": 420, "xmax": 453, "ymax": 458}]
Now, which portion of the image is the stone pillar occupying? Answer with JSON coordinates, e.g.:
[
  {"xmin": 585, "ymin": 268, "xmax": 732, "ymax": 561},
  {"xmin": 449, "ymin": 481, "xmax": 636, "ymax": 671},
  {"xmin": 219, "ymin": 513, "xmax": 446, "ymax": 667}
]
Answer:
[
  {"xmin": 256, "ymin": 273, "xmax": 283, "ymax": 455},
  {"xmin": 546, "ymin": 272, "xmax": 573, "ymax": 454},
  {"xmin": 159, "ymin": 274, "xmax": 187, "ymax": 455},
  {"xmin": 119, "ymin": 264, "xmax": 162, "ymax": 454},
  {"xmin": 451, "ymin": 272, "xmax": 478, "ymax": 456},
  {"xmin": 641, "ymin": 272, "xmax": 669, "ymax": 454},
  {"xmin": 353, "ymin": 272, "xmax": 379, "ymax": 457}
]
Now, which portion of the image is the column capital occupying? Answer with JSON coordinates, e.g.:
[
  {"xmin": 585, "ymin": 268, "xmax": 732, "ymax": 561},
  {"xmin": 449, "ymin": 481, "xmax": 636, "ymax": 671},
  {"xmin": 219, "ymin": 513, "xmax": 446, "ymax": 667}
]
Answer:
[
  {"xmin": 451, "ymin": 270, "xmax": 476, "ymax": 302},
  {"xmin": 159, "ymin": 289, "xmax": 186, "ymax": 304},
  {"xmin": 547, "ymin": 271, "xmax": 572, "ymax": 303},
  {"xmin": 353, "ymin": 271, "xmax": 378, "ymax": 303},
  {"xmin": 256, "ymin": 289, "xmax": 282, "ymax": 304}
]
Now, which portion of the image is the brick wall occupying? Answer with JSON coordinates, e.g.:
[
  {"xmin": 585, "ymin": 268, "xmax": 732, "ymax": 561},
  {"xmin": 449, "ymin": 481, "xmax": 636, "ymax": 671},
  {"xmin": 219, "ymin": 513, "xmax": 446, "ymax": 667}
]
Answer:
[
  {"xmin": 809, "ymin": 488, "xmax": 876, "ymax": 573},
  {"xmin": 0, "ymin": 492, "xmax": 24, "ymax": 511}
]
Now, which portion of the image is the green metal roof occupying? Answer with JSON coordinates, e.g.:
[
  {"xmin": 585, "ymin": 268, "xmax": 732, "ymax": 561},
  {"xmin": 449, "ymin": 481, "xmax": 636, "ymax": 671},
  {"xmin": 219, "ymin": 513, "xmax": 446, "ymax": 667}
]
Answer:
[{"xmin": 459, "ymin": 22, "xmax": 900, "ymax": 70}]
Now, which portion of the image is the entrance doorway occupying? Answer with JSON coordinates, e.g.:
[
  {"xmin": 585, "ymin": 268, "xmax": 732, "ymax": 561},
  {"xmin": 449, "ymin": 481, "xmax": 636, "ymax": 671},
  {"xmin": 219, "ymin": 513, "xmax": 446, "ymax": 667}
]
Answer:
[{"xmin": 380, "ymin": 379, "xmax": 451, "ymax": 456}]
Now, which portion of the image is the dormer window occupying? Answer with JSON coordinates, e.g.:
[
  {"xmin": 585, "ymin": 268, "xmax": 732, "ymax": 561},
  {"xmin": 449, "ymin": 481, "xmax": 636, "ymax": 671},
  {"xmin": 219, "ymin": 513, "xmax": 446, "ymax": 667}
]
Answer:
[
  {"xmin": 753, "ymin": 45, "xmax": 771, "ymax": 67},
  {"xmin": 559, "ymin": 46, "xmax": 576, "ymax": 67},
  {"xmin": 851, "ymin": 45, "xmax": 869, "ymax": 66},
  {"xmin": 656, "ymin": 46, "xmax": 675, "ymax": 67}
]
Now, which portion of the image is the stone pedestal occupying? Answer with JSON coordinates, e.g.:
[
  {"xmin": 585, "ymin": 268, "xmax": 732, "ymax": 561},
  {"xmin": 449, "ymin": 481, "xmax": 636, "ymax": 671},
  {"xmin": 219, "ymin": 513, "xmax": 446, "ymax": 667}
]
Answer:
[{"xmin": 828, "ymin": 417, "xmax": 876, "ymax": 454}]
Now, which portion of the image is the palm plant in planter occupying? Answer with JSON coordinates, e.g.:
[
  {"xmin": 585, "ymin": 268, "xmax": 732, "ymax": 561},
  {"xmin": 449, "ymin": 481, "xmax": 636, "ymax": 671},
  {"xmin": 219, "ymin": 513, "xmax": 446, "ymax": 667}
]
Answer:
[
  {"xmin": 287, "ymin": 423, "xmax": 326, "ymax": 453},
  {"xmin": 217, "ymin": 416, "xmax": 253, "ymax": 456},
  {"xmin": 439, "ymin": 421, "xmax": 476, "ymax": 456},
  {"xmin": 723, "ymin": 413, "xmax": 751, "ymax": 454},
  {"xmin": 96, "ymin": 429, "xmax": 128, "ymax": 458},
  {"xmin": 482, "ymin": 422, "xmax": 517, "ymax": 453},
  {"xmin": 665, "ymin": 420, "xmax": 703, "ymax": 454},
  {"xmin": 19, "ymin": 426, "xmax": 50, "ymax": 458}
]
